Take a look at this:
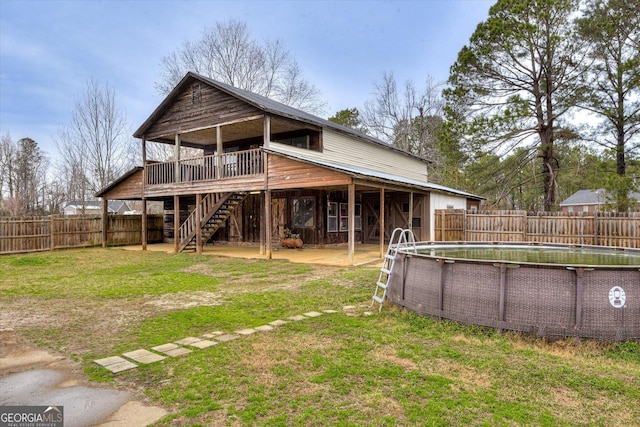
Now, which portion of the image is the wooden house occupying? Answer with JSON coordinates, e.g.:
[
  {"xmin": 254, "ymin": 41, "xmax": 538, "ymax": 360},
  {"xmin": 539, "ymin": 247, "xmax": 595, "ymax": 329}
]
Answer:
[{"xmin": 97, "ymin": 72, "xmax": 482, "ymax": 261}]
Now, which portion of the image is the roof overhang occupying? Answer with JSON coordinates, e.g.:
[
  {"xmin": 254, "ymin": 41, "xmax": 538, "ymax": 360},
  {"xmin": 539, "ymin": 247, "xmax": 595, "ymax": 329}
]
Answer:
[{"xmin": 264, "ymin": 148, "xmax": 483, "ymax": 200}]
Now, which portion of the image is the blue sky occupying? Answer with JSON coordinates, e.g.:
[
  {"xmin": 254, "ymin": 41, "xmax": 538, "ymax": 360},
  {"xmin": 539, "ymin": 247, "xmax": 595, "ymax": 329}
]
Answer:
[{"xmin": 0, "ymin": 0, "xmax": 492, "ymax": 159}]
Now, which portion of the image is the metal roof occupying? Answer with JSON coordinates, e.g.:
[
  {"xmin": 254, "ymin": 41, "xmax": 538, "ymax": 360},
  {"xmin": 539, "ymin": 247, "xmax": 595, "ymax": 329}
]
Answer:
[
  {"xmin": 134, "ymin": 72, "xmax": 431, "ymax": 164},
  {"xmin": 264, "ymin": 147, "xmax": 484, "ymax": 200}
]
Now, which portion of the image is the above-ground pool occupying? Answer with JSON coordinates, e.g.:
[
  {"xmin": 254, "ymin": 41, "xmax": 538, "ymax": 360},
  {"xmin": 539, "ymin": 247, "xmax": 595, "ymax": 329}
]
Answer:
[{"xmin": 386, "ymin": 242, "xmax": 640, "ymax": 341}]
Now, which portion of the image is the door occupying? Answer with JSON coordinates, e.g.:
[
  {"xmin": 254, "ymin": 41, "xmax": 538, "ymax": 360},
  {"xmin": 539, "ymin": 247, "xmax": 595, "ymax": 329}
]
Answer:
[{"xmin": 271, "ymin": 198, "xmax": 286, "ymax": 243}]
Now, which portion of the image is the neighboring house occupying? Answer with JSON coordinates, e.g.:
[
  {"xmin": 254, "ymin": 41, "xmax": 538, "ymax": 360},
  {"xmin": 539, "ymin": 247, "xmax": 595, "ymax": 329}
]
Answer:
[
  {"xmin": 63, "ymin": 200, "xmax": 132, "ymax": 215},
  {"xmin": 559, "ymin": 189, "xmax": 640, "ymax": 213},
  {"xmin": 96, "ymin": 72, "xmax": 483, "ymax": 258}
]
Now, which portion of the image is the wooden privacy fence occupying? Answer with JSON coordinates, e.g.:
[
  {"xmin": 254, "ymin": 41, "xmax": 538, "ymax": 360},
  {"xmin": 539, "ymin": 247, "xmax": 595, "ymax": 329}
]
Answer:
[
  {"xmin": 0, "ymin": 214, "xmax": 164, "ymax": 255},
  {"xmin": 435, "ymin": 210, "xmax": 640, "ymax": 249}
]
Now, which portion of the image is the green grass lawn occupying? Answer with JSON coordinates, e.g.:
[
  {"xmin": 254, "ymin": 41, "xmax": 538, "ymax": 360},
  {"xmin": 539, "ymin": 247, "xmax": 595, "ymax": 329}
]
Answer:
[{"xmin": 1, "ymin": 248, "xmax": 638, "ymax": 426}]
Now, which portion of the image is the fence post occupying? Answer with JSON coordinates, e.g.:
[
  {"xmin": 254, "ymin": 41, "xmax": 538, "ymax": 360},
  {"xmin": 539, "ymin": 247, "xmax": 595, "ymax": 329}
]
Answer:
[
  {"xmin": 102, "ymin": 199, "xmax": 108, "ymax": 248},
  {"xmin": 463, "ymin": 209, "xmax": 467, "ymax": 242},
  {"xmin": 522, "ymin": 211, "xmax": 527, "ymax": 242},
  {"xmin": 594, "ymin": 212, "xmax": 599, "ymax": 246},
  {"xmin": 50, "ymin": 215, "xmax": 55, "ymax": 251}
]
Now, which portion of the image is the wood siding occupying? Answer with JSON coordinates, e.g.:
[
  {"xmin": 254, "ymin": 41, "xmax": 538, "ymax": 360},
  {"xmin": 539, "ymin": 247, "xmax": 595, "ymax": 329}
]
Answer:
[
  {"xmin": 267, "ymin": 155, "xmax": 352, "ymax": 189},
  {"xmin": 269, "ymin": 129, "xmax": 429, "ymax": 182},
  {"xmin": 100, "ymin": 169, "xmax": 143, "ymax": 200},
  {"xmin": 145, "ymin": 81, "xmax": 262, "ymax": 140},
  {"xmin": 145, "ymin": 176, "xmax": 265, "ymax": 198}
]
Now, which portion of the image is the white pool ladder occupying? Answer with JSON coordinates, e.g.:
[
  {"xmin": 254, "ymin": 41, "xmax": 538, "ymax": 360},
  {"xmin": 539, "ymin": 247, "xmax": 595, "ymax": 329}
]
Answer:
[{"xmin": 370, "ymin": 228, "xmax": 417, "ymax": 312}]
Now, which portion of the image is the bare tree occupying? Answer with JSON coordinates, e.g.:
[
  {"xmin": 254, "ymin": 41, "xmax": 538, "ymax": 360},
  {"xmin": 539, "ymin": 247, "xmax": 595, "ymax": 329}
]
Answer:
[
  {"xmin": 56, "ymin": 79, "xmax": 129, "ymax": 201},
  {"xmin": 361, "ymin": 72, "xmax": 445, "ymax": 159},
  {"xmin": 156, "ymin": 20, "xmax": 326, "ymax": 114}
]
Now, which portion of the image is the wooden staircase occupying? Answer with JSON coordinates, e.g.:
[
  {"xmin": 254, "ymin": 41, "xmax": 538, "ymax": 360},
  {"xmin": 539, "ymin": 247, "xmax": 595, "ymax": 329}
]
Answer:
[{"xmin": 179, "ymin": 192, "xmax": 249, "ymax": 252}]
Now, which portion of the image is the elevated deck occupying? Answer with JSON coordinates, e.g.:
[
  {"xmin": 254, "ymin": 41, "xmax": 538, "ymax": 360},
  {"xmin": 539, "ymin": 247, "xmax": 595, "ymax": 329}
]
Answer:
[{"xmin": 144, "ymin": 148, "xmax": 264, "ymax": 197}]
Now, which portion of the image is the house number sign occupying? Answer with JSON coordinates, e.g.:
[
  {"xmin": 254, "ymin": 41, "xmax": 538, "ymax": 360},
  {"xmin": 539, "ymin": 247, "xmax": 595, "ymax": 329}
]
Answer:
[{"xmin": 608, "ymin": 286, "xmax": 626, "ymax": 308}]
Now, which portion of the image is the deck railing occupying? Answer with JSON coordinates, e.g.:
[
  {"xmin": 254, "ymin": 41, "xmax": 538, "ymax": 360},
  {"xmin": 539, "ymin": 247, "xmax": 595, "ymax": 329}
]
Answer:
[{"xmin": 146, "ymin": 148, "xmax": 263, "ymax": 186}]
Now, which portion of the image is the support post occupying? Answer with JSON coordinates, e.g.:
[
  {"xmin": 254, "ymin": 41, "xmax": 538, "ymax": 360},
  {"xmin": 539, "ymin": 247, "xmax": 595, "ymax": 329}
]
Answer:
[
  {"xmin": 175, "ymin": 134, "xmax": 181, "ymax": 183},
  {"xmin": 499, "ymin": 263, "xmax": 506, "ymax": 333},
  {"xmin": 216, "ymin": 126, "xmax": 223, "ymax": 179},
  {"xmin": 141, "ymin": 137, "xmax": 147, "ymax": 187},
  {"xmin": 379, "ymin": 187, "xmax": 385, "ymax": 258},
  {"xmin": 348, "ymin": 183, "xmax": 356, "ymax": 265},
  {"xmin": 259, "ymin": 192, "xmax": 265, "ymax": 255},
  {"xmin": 102, "ymin": 198, "xmax": 108, "ymax": 248},
  {"xmin": 265, "ymin": 189, "xmax": 272, "ymax": 259},
  {"xmin": 408, "ymin": 191, "xmax": 413, "ymax": 229},
  {"xmin": 263, "ymin": 115, "xmax": 270, "ymax": 149},
  {"xmin": 141, "ymin": 198, "xmax": 148, "ymax": 250},
  {"xmin": 173, "ymin": 195, "xmax": 180, "ymax": 253},
  {"xmin": 196, "ymin": 193, "xmax": 202, "ymax": 255},
  {"xmin": 575, "ymin": 267, "xmax": 584, "ymax": 329}
]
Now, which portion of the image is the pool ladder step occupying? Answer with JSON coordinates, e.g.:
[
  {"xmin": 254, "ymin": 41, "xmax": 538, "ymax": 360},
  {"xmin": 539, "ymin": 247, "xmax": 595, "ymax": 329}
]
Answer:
[{"xmin": 370, "ymin": 228, "xmax": 417, "ymax": 312}]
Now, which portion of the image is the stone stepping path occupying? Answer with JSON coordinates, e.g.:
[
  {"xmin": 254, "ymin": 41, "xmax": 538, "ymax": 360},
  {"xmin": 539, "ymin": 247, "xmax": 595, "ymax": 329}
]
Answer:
[{"xmin": 94, "ymin": 306, "xmax": 369, "ymax": 373}]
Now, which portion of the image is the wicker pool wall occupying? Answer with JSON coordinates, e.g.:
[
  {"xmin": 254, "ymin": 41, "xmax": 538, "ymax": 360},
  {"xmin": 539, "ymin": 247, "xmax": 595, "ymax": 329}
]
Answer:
[{"xmin": 386, "ymin": 252, "xmax": 639, "ymax": 341}]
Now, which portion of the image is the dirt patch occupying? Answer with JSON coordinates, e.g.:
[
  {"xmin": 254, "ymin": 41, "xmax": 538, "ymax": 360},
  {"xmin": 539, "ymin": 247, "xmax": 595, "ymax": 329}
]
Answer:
[{"xmin": 143, "ymin": 291, "xmax": 224, "ymax": 310}]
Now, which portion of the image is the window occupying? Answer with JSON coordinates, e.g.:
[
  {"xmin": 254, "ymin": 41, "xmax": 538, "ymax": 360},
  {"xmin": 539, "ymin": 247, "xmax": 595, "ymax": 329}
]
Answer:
[
  {"xmin": 292, "ymin": 197, "xmax": 315, "ymax": 228},
  {"xmin": 327, "ymin": 202, "xmax": 338, "ymax": 232},
  {"xmin": 330, "ymin": 202, "xmax": 361, "ymax": 232},
  {"xmin": 274, "ymin": 135, "xmax": 309, "ymax": 149}
]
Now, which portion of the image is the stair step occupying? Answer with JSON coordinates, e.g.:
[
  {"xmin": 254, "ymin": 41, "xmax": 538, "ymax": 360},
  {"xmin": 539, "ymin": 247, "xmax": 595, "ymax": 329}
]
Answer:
[
  {"xmin": 376, "ymin": 281, "xmax": 388, "ymax": 289},
  {"xmin": 372, "ymin": 295, "xmax": 384, "ymax": 304}
]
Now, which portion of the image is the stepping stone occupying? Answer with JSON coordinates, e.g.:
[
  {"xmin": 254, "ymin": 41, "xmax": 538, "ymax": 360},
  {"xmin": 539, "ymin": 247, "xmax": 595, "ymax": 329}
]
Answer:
[
  {"xmin": 151, "ymin": 343, "xmax": 180, "ymax": 353},
  {"xmin": 187, "ymin": 339, "xmax": 218, "ymax": 349},
  {"xmin": 303, "ymin": 311, "xmax": 322, "ymax": 318},
  {"xmin": 343, "ymin": 305, "xmax": 356, "ymax": 311},
  {"xmin": 254, "ymin": 325, "xmax": 274, "ymax": 332},
  {"xmin": 175, "ymin": 337, "xmax": 202, "ymax": 346},
  {"xmin": 287, "ymin": 315, "xmax": 306, "ymax": 321},
  {"xmin": 363, "ymin": 311, "xmax": 374, "ymax": 316},
  {"xmin": 122, "ymin": 349, "xmax": 166, "ymax": 364},
  {"xmin": 235, "ymin": 328, "xmax": 257, "ymax": 336},
  {"xmin": 105, "ymin": 361, "xmax": 138, "ymax": 373},
  {"xmin": 203, "ymin": 331, "xmax": 224, "ymax": 338},
  {"xmin": 94, "ymin": 356, "xmax": 127, "ymax": 367},
  {"xmin": 215, "ymin": 334, "xmax": 240, "ymax": 342},
  {"xmin": 163, "ymin": 347, "xmax": 192, "ymax": 357},
  {"xmin": 94, "ymin": 356, "xmax": 137, "ymax": 373},
  {"xmin": 323, "ymin": 309, "xmax": 338, "ymax": 314},
  {"xmin": 269, "ymin": 319, "xmax": 288, "ymax": 326}
]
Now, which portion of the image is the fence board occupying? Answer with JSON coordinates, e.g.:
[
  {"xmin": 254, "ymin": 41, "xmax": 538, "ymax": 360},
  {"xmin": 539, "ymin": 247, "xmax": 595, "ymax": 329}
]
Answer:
[
  {"xmin": 435, "ymin": 210, "xmax": 640, "ymax": 249},
  {"xmin": 0, "ymin": 214, "xmax": 164, "ymax": 255}
]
